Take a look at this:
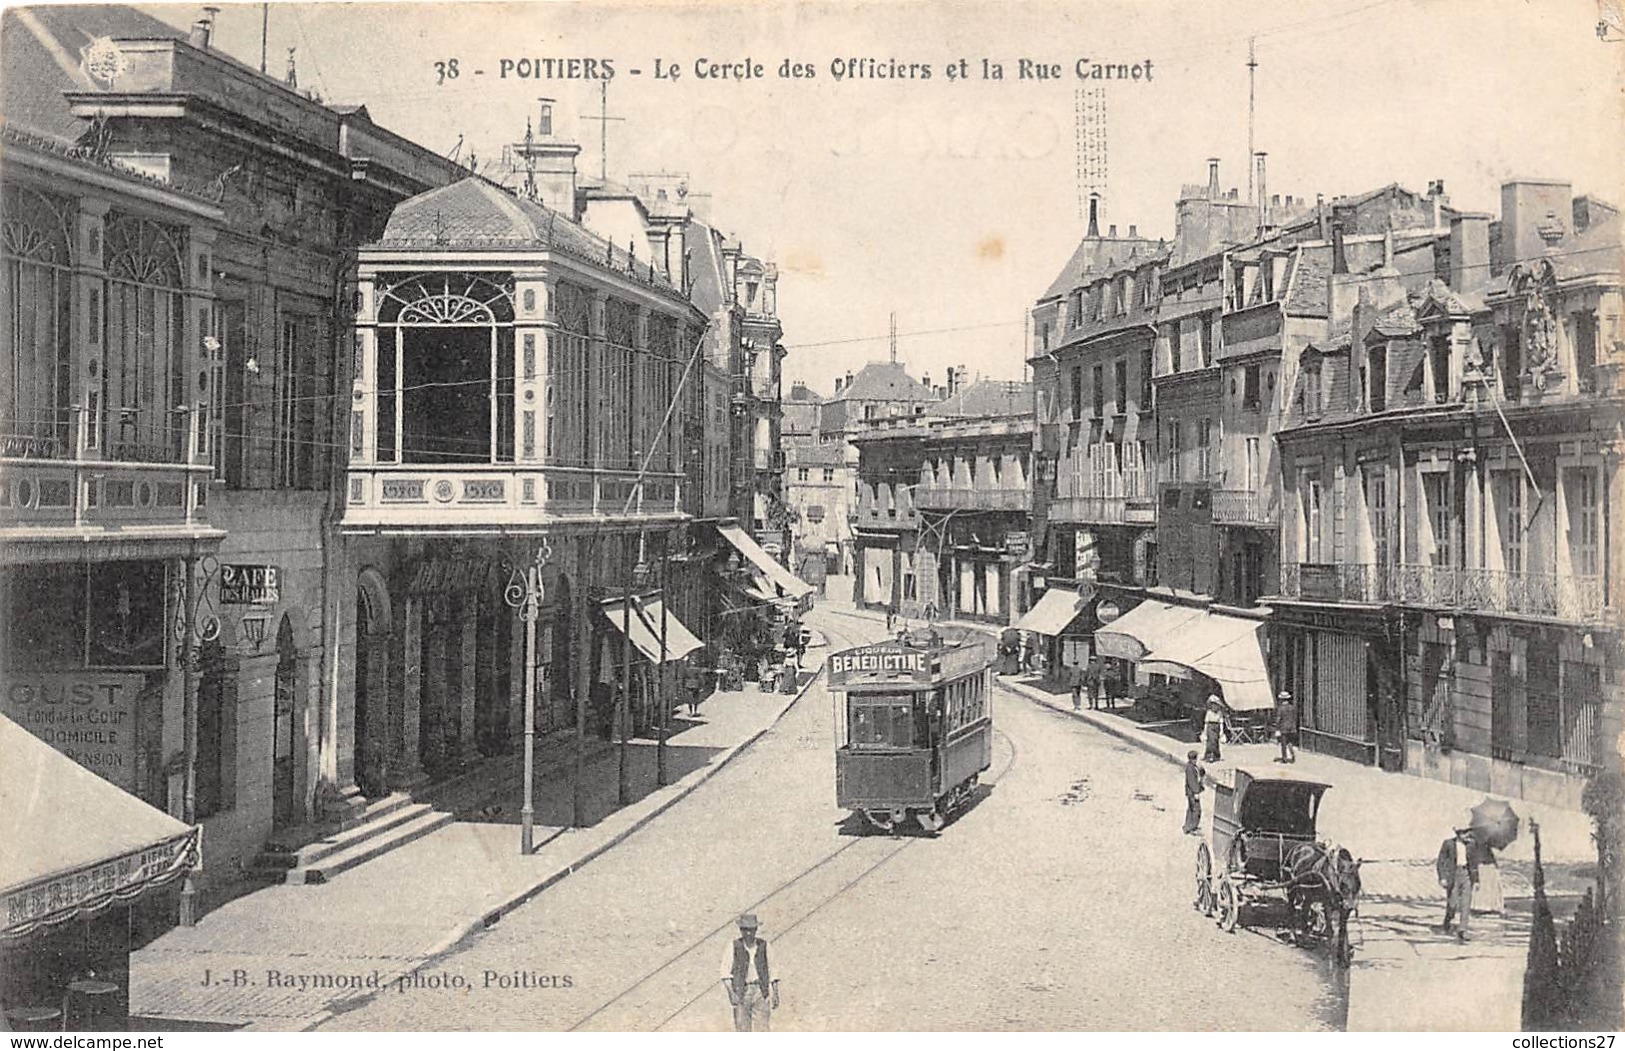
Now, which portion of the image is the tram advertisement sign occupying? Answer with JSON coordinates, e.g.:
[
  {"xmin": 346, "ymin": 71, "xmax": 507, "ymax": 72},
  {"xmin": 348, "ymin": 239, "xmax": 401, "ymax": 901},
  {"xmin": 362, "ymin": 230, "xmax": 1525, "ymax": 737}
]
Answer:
[
  {"xmin": 827, "ymin": 643, "xmax": 930, "ymax": 686},
  {"xmin": 3, "ymin": 672, "xmax": 142, "ymax": 790},
  {"xmin": 220, "ymin": 564, "xmax": 281, "ymax": 606}
]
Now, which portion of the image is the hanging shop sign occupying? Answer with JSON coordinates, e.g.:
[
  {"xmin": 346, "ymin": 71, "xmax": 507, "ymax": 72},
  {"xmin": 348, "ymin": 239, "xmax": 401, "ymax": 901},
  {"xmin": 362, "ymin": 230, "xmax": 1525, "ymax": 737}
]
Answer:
[{"xmin": 219, "ymin": 564, "xmax": 281, "ymax": 606}]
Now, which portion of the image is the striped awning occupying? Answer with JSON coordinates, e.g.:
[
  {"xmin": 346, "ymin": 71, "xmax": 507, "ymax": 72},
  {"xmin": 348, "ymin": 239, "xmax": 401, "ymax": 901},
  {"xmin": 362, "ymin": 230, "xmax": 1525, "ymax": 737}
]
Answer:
[{"xmin": 1, "ymin": 715, "xmax": 200, "ymax": 943}]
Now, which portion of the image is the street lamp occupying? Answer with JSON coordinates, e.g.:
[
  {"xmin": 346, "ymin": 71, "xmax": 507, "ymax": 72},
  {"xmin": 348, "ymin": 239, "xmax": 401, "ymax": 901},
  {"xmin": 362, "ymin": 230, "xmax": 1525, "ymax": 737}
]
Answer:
[{"xmin": 503, "ymin": 537, "xmax": 553, "ymax": 854}]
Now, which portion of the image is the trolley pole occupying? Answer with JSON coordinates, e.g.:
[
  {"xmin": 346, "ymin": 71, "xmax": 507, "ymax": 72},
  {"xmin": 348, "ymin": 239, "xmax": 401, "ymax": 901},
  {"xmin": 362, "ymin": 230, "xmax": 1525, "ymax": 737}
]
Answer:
[
  {"xmin": 657, "ymin": 551, "xmax": 670, "ymax": 787},
  {"xmin": 504, "ymin": 538, "xmax": 552, "ymax": 854}
]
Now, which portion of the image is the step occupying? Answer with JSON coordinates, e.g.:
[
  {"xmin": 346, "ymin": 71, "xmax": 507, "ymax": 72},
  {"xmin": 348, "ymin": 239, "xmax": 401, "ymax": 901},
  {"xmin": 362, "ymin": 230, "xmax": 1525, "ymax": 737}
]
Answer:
[
  {"xmin": 290, "ymin": 798, "xmax": 434, "ymax": 869},
  {"xmin": 286, "ymin": 809, "xmax": 454, "ymax": 886}
]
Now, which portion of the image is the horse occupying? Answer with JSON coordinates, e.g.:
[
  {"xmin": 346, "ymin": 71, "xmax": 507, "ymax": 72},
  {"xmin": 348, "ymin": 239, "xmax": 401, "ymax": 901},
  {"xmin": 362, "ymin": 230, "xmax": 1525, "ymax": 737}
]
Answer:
[{"xmin": 1283, "ymin": 840, "xmax": 1363, "ymax": 962}]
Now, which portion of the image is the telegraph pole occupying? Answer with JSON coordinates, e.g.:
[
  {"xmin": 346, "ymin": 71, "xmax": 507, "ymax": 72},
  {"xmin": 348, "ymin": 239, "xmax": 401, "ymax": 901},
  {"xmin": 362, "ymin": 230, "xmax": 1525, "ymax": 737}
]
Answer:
[{"xmin": 1247, "ymin": 37, "xmax": 1258, "ymax": 210}]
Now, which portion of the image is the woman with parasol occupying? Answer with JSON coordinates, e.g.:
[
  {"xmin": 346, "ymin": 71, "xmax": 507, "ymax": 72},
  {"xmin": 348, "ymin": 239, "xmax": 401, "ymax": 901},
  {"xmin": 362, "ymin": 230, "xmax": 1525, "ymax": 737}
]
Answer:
[{"xmin": 1468, "ymin": 798, "xmax": 1520, "ymax": 915}]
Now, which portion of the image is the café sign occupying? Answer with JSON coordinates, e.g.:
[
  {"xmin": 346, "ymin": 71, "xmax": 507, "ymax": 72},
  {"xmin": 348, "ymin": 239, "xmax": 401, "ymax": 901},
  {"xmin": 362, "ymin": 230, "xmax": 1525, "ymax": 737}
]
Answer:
[{"xmin": 220, "ymin": 564, "xmax": 281, "ymax": 606}]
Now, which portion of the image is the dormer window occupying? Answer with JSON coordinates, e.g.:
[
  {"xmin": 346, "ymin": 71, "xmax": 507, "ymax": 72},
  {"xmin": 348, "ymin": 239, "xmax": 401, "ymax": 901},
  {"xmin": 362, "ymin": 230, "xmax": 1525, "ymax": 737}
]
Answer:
[
  {"xmin": 1303, "ymin": 360, "xmax": 1323, "ymax": 418},
  {"xmin": 1428, "ymin": 334, "xmax": 1452, "ymax": 403}
]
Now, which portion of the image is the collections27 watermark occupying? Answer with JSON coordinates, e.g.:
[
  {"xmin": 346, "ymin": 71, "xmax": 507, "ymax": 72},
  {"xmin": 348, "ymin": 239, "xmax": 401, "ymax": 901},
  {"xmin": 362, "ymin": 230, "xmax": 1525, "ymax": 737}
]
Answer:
[{"xmin": 200, "ymin": 968, "xmax": 573, "ymax": 993}]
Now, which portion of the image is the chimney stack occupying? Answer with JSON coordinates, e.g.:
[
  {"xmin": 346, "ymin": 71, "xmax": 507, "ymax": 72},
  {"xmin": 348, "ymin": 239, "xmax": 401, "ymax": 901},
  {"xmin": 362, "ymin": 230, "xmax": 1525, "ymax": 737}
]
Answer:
[
  {"xmin": 1255, "ymin": 152, "xmax": 1269, "ymax": 231},
  {"xmin": 189, "ymin": 19, "xmax": 211, "ymax": 47},
  {"xmin": 834, "ymin": 376, "xmax": 844, "ymax": 394},
  {"xmin": 1449, "ymin": 213, "xmax": 1491, "ymax": 293},
  {"xmin": 1108, "ymin": 224, "xmax": 1117, "ymax": 238},
  {"xmin": 1087, "ymin": 193, "xmax": 1101, "ymax": 238},
  {"xmin": 1207, "ymin": 158, "xmax": 1221, "ymax": 199},
  {"xmin": 1128, "ymin": 224, "xmax": 1138, "ymax": 238}
]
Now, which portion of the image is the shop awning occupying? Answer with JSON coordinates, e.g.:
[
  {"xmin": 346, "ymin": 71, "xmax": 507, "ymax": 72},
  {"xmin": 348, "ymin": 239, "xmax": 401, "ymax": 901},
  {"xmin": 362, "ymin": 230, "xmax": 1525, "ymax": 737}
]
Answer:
[
  {"xmin": 1093, "ymin": 600, "xmax": 1205, "ymax": 662},
  {"xmin": 599, "ymin": 596, "xmax": 705, "ymax": 663},
  {"xmin": 717, "ymin": 523, "xmax": 814, "ymax": 603},
  {"xmin": 1013, "ymin": 586, "xmax": 1092, "ymax": 637},
  {"xmin": 1139, "ymin": 612, "xmax": 1274, "ymax": 711},
  {"xmin": 1, "ymin": 714, "xmax": 200, "ymax": 944}
]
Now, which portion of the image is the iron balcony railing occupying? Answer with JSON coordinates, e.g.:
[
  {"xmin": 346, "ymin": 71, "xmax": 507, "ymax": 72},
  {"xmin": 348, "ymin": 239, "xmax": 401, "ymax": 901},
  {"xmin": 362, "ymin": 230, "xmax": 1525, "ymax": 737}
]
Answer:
[
  {"xmin": 912, "ymin": 486, "xmax": 1031, "ymax": 511},
  {"xmin": 1050, "ymin": 469, "xmax": 1156, "ymax": 524},
  {"xmin": 1280, "ymin": 562, "xmax": 1608, "ymax": 623},
  {"xmin": 1211, "ymin": 488, "xmax": 1278, "ymax": 526}
]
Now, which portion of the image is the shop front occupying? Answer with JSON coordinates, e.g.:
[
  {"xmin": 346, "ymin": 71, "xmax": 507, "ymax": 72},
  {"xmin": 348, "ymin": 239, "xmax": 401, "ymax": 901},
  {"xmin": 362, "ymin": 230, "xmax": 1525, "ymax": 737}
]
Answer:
[
  {"xmin": 1, "ymin": 714, "xmax": 201, "ymax": 1031},
  {"xmin": 1271, "ymin": 603, "xmax": 1403, "ymax": 766}
]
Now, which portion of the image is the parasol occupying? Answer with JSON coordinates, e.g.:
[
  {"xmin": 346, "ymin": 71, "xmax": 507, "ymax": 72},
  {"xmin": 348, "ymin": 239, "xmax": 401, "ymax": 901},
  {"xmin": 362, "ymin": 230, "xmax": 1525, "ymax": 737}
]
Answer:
[{"xmin": 1469, "ymin": 797, "xmax": 1520, "ymax": 850}]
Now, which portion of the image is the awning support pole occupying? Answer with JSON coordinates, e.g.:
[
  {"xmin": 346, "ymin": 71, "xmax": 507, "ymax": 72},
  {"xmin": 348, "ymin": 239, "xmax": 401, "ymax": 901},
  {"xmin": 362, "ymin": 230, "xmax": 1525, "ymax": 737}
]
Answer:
[{"xmin": 179, "ymin": 545, "xmax": 198, "ymax": 926}]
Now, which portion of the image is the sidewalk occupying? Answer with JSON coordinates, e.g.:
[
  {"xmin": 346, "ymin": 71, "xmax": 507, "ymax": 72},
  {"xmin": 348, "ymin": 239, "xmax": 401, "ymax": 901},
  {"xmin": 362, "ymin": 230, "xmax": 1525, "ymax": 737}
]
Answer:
[
  {"xmin": 129, "ymin": 672, "xmax": 820, "ymax": 1031},
  {"xmin": 998, "ymin": 673, "xmax": 1599, "ymax": 1032}
]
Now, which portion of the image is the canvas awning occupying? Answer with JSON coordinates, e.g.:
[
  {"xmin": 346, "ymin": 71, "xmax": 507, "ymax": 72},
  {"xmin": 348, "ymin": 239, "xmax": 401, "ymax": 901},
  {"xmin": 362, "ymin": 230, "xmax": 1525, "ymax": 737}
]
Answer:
[
  {"xmin": 1093, "ymin": 600, "xmax": 1205, "ymax": 662},
  {"xmin": 717, "ymin": 523, "xmax": 814, "ymax": 603},
  {"xmin": 599, "ymin": 596, "xmax": 705, "ymax": 663},
  {"xmin": 1013, "ymin": 586, "xmax": 1092, "ymax": 637},
  {"xmin": 1, "ymin": 714, "xmax": 200, "ymax": 944},
  {"xmin": 1139, "ymin": 612, "xmax": 1275, "ymax": 711}
]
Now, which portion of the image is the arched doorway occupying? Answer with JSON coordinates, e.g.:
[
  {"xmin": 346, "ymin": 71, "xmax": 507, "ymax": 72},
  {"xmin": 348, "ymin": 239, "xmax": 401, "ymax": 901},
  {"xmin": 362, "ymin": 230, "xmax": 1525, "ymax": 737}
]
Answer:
[
  {"xmin": 353, "ymin": 582, "xmax": 390, "ymax": 797},
  {"xmin": 272, "ymin": 617, "xmax": 299, "ymax": 829}
]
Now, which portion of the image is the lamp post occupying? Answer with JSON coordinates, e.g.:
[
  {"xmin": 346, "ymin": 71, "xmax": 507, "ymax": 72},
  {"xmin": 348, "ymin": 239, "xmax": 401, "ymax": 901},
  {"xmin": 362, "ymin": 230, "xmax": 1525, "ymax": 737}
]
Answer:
[
  {"xmin": 620, "ymin": 536, "xmax": 651, "ymax": 806},
  {"xmin": 503, "ymin": 537, "xmax": 552, "ymax": 855}
]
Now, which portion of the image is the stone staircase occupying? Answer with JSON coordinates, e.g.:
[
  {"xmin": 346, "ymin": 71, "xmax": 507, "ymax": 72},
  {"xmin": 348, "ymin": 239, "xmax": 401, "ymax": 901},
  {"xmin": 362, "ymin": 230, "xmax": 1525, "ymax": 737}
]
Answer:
[{"xmin": 251, "ymin": 793, "xmax": 453, "ymax": 886}]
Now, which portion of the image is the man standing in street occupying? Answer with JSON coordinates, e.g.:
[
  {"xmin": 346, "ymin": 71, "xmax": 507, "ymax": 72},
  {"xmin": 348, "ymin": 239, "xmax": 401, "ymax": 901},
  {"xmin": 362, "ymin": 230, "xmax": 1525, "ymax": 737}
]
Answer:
[
  {"xmin": 723, "ymin": 913, "xmax": 778, "ymax": 1030},
  {"xmin": 1182, "ymin": 750, "xmax": 1206, "ymax": 835},
  {"xmin": 1274, "ymin": 689, "xmax": 1298, "ymax": 763},
  {"xmin": 1070, "ymin": 663, "xmax": 1085, "ymax": 711},
  {"xmin": 1437, "ymin": 828, "xmax": 1479, "ymax": 942}
]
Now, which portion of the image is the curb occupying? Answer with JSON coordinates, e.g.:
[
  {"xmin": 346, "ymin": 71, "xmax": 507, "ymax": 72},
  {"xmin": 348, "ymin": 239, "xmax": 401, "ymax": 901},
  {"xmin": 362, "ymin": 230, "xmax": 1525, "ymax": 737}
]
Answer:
[
  {"xmin": 285, "ymin": 663, "xmax": 826, "ymax": 1033},
  {"xmin": 1001, "ymin": 677, "xmax": 1186, "ymax": 770}
]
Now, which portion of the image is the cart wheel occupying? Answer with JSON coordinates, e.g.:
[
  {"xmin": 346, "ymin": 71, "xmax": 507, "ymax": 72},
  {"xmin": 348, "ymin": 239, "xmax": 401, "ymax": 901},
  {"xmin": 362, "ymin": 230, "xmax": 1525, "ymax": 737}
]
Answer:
[
  {"xmin": 1215, "ymin": 874, "xmax": 1240, "ymax": 933},
  {"xmin": 1194, "ymin": 843, "xmax": 1215, "ymax": 916},
  {"xmin": 916, "ymin": 809, "xmax": 944, "ymax": 833}
]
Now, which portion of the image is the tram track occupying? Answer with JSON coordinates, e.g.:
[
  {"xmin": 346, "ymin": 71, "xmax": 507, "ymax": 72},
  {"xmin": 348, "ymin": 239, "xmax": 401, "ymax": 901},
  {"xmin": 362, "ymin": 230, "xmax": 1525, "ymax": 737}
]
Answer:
[{"xmin": 568, "ymin": 611, "xmax": 1020, "ymax": 1032}]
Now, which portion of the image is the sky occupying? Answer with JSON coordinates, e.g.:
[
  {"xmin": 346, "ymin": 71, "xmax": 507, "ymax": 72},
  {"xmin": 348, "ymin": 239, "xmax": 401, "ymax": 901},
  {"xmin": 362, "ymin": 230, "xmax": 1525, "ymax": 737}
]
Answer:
[{"xmin": 138, "ymin": 0, "xmax": 1625, "ymax": 396}]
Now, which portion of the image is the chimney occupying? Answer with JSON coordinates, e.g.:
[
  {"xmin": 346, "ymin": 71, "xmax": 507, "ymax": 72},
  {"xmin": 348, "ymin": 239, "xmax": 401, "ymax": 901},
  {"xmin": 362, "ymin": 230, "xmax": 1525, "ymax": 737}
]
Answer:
[
  {"xmin": 1331, "ymin": 221, "xmax": 1348, "ymax": 275},
  {"xmin": 1128, "ymin": 224, "xmax": 1138, "ymax": 238},
  {"xmin": 1087, "ymin": 193, "xmax": 1101, "ymax": 238},
  {"xmin": 1316, "ymin": 194, "xmax": 1328, "ymax": 240},
  {"xmin": 514, "ymin": 103, "xmax": 582, "ymax": 213},
  {"xmin": 1207, "ymin": 158, "xmax": 1221, "ymax": 199},
  {"xmin": 188, "ymin": 19, "xmax": 211, "ymax": 48},
  {"xmin": 1108, "ymin": 224, "xmax": 1117, "ymax": 238},
  {"xmin": 1255, "ymin": 152, "xmax": 1269, "ymax": 230},
  {"xmin": 1500, "ymin": 180, "xmax": 1573, "ymax": 269},
  {"xmin": 1450, "ymin": 213, "xmax": 1492, "ymax": 293},
  {"xmin": 921, "ymin": 372, "xmax": 931, "ymax": 390}
]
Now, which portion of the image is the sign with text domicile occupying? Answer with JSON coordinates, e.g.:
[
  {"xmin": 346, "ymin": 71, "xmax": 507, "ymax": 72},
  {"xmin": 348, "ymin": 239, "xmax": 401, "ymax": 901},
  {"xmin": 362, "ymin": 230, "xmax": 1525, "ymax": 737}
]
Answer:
[{"xmin": 3, "ymin": 673, "xmax": 144, "ymax": 790}]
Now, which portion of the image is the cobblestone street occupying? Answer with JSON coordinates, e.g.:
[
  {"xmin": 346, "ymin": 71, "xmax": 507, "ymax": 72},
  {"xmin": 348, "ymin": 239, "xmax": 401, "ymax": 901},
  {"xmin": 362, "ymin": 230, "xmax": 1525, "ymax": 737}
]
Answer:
[{"xmin": 321, "ymin": 609, "xmax": 1340, "ymax": 1031}]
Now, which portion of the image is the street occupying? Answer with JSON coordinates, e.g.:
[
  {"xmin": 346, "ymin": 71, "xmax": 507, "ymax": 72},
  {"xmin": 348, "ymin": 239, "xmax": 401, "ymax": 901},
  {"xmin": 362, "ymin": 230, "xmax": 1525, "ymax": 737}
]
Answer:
[{"xmin": 320, "ymin": 608, "xmax": 1344, "ymax": 1031}]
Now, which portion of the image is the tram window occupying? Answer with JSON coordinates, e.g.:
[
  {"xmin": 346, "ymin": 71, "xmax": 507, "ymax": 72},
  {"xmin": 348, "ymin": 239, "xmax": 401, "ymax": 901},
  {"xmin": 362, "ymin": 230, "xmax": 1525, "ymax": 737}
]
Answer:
[{"xmin": 850, "ymin": 694, "xmax": 917, "ymax": 748}]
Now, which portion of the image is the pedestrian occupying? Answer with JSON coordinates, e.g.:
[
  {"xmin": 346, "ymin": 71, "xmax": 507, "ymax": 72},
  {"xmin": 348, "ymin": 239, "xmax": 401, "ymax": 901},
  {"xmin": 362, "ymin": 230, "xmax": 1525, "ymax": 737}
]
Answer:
[
  {"xmin": 794, "ymin": 628, "xmax": 808, "ymax": 668},
  {"xmin": 1202, "ymin": 697, "xmax": 1225, "ymax": 762},
  {"xmin": 1469, "ymin": 833, "xmax": 1505, "ymax": 916},
  {"xmin": 1274, "ymin": 689, "xmax": 1299, "ymax": 763},
  {"xmin": 885, "ymin": 606, "xmax": 895, "ymax": 633},
  {"xmin": 1018, "ymin": 633, "xmax": 1031, "ymax": 674},
  {"xmin": 685, "ymin": 663, "xmax": 702, "ymax": 718},
  {"xmin": 1087, "ymin": 661, "xmax": 1102, "ymax": 711},
  {"xmin": 722, "ymin": 913, "xmax": 778, "ymax": 1031},
  {"xmin": 1182, "ymin": 749, "xmax": 1206, "ymax": 835},
  {"xmin": 1436, "ymin": 827, "xmax": 1479, "ymax": 941}
]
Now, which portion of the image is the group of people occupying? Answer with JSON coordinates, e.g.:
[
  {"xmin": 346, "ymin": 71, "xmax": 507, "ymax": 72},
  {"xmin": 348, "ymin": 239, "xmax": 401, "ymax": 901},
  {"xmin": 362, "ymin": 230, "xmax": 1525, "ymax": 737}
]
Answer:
[
  {"xmin": 1068, "ymin": 661, "xmax": 1113, "ymax": 711},
  {"xmin": 1197, "ymin": 690, "xmax": 1299, "ymax": 764}
]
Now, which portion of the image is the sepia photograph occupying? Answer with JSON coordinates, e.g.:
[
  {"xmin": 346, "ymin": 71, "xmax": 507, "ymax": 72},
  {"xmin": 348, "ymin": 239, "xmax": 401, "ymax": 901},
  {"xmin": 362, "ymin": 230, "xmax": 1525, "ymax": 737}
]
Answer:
[{"xmin": 0, "ymin": 0, "xmax": 1622, "ymax": 1036}]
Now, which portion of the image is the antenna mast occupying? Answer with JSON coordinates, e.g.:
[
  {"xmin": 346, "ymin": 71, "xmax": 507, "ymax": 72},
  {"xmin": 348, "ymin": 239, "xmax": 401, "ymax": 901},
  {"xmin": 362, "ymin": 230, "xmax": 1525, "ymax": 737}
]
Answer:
[
  {"xmin": 1075, "ymin": 85, "xmax": 1108, "ymax": 227},
  {"xmin": 1247, "ymin": 37, "xmax": 1258, "ymax": 209},
  {"xmin": 889, "ymin": 312, "xmax": 897, "ymax": 364}
]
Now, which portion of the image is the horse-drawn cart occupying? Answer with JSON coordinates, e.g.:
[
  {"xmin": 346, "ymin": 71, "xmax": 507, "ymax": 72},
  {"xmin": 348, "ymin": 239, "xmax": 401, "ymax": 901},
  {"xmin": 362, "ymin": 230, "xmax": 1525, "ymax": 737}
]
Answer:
[{"xmin": 1193, "ymin": 766, "xmax": 1362, "ymax": 964}]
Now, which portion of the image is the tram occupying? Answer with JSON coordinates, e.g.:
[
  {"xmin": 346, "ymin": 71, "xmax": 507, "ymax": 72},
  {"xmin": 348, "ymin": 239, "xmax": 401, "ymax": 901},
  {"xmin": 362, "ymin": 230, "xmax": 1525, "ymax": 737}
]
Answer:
[{"xmin": 829, "ymin": 630, "xmax": 994, "ymax": 832}]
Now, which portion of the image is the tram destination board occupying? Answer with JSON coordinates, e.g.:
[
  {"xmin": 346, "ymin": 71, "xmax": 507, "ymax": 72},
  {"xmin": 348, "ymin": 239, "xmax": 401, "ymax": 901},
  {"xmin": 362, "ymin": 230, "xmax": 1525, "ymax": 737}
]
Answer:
[{"xmin": 827, "ymin": 637, "xmax": 992, "ymax": 689}]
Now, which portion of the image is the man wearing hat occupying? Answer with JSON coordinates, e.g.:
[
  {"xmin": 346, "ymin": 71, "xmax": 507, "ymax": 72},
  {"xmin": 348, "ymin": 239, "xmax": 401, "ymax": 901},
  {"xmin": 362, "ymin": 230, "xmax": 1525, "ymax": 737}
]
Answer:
[
  {"xmin": 1274, "ymin": 689, "xmax": 1298, "ymax": 763},
  {"xmin": 722, "ymin": 913, "xmax": 778, "ymax": 1030}
]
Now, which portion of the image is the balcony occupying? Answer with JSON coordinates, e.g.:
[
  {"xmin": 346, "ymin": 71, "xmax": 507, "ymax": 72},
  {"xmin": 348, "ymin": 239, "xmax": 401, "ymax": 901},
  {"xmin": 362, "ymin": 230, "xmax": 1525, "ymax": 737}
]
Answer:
[
  {"xmin": 1211, "ymin": 488, "xmax": 1278, "ymax": 527},
  {"xmin": 341, "ymin": 465, "xmax": 683, "ymax": 532},
  {"xmin": 1, "ymin": 411, "xmax": 216, "ymax": 556},
  {"xmin": 853, "ymin": 495, "xmax": 916, "ymax": 529},
  {"xmin": 1050, "ymin": 470, "xmax": 1156, "ymax": 525},
  {"xmin": 1279, "ymin": 562, "xmax": 1609, "ymax": 623},
  {"xmin": 913, "ymin": 486, "xmax": 1031, "ymax": 512}
]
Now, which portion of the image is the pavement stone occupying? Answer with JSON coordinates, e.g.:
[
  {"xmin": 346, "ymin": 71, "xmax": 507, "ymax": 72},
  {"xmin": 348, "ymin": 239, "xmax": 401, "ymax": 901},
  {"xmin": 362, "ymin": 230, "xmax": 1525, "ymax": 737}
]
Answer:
[{"xmin": 129, "ymin": 666, "xmax": 822, "ymax": 1029}]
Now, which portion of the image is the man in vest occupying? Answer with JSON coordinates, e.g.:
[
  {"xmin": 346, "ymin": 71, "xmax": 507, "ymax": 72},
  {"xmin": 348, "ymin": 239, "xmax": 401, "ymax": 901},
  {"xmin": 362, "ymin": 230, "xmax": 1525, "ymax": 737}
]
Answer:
[{"xmin": 722, "ymin": 913, "xmax": 778, "ymax": 1030}]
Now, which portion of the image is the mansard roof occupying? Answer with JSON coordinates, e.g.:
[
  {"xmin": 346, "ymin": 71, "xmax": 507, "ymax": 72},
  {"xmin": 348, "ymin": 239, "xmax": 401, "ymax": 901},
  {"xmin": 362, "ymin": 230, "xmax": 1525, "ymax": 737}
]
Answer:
[{"xmin": 369, "ymin": 177, "xmax": 685, "ymax": 297}]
